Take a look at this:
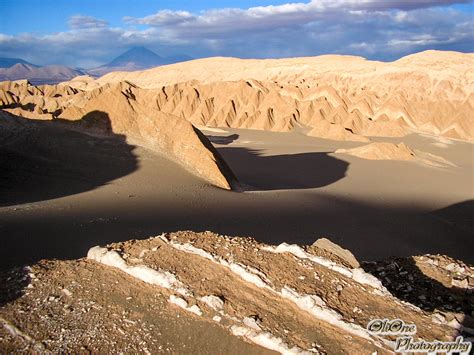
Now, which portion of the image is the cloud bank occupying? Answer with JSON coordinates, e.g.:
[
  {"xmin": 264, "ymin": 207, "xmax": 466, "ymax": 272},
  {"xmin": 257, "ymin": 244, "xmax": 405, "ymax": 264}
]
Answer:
[
  {"xmin": 0, "ymin": 0, "xmax": 472, "ymax": 67},
  {"xmin": 68, "ymin": 15, "xmax": 109, "ymax": 30}
]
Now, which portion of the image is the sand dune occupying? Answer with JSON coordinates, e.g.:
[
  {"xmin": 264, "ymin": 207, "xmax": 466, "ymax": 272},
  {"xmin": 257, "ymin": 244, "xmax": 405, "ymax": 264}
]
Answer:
[
  {"xmin": 0, "ymin": 82, "xmax": 238, "ymax": 190},
  {"xmin": 335, "ymin": 142, "xmax": 456, "ymax": 168},
  {"xmin": 336, "ymin": 142, "xmax": 416, "ymax": 161},
  {"xmin": 59, "ymin": 82, "xmax": 238, "ymax": 190}
]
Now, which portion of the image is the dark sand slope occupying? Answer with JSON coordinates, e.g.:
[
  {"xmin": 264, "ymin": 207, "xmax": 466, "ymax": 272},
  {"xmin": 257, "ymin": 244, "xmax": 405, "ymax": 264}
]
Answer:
[
  {"xmin": 0, "ymin": 111, "xmax": 138, "ymax": 206},
  {"xmin": 0, "ymin": 126, "xmax": 472, "ymax": 269}
]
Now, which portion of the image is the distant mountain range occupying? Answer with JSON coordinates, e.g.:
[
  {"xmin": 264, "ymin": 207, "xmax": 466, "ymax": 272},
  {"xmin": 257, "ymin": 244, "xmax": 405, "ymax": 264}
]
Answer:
[
  {"xmin": 0, "ymin": 63, "xmax": 85, "ymax": 85},
  {"xmin": 0, "ymin": 47, "xmax": 193, "ymax": 84},
  {"xmin": 87, "ymin": 47, "xmax": 193, "ymax": 76},
  {"xmin": 0, "ymin": 57, "xmax": 38, "ymax": 68}
]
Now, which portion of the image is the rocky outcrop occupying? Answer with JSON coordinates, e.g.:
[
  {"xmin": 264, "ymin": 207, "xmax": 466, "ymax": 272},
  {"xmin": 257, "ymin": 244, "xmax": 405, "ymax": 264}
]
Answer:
[
  {"xmin": 309, "ymin": 238, "xmax": 361, "ymax": 269},
  {"xmin": 1, "ymin": 231, "xmax": 472, "ymax": 353}
]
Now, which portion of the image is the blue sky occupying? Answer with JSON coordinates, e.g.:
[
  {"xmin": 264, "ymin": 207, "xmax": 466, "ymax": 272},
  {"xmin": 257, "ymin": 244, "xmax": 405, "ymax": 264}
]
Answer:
[
  {"xmin": 0, "ymin": 1, "xmax": 295, "ymax": 34},
  {"xmin": 1, "ymin": 0, "xmax": 472, "ymax": 67}
]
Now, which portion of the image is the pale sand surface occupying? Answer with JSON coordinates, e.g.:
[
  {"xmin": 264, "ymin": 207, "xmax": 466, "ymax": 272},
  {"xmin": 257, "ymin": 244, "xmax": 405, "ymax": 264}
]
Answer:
[{"xmin": 0, "ymin": 128, "xmax": 472, "ymax": 269}]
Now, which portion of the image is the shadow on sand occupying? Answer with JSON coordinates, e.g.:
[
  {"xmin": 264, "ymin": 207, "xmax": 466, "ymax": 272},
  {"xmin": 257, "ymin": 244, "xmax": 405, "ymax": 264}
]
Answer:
[
  {"xmin": 430, "ymin": 200, "xmax": 474, "ymax": 235},
  {"xmin": 0, "ymin": 111, "xmax": 138, "ymax": 207},
  {"xmin": 207, "ymin": 134, "xmax": 240, "ymax": 145},
  {"xmin": 359, "ymin": 200, "xmax": 474, "ymax": 340},
  {"xmin": 217, "ymin": 147, "xmax": 349, "ymax": 190}
]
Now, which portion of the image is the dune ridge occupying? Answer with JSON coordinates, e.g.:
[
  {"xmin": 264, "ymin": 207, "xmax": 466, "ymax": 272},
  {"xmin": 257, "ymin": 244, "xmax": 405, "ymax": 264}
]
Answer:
[
  {"xmin": 60, "ymin": 82, "xmax": 239, "ymax": 190},
  {"xmin": 0, "ymin": 81, "xmax": 238, "ymax": 190},
  {"xmin": 335, "ymin": 142, "xmax": 456, "ymax": 168}
]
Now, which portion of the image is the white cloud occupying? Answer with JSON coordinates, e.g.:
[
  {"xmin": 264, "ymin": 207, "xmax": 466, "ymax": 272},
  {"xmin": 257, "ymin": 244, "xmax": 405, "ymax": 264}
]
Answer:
[
  {"xmin": 0, "ymin": 0, "xmax": 472, "ymax": 67},
  {"xmin": 0, "ymin": 34, "xmax": 14, "ymax": 41},
  {"xmin": 388, "ymin": 34, "xmax": 441, "ymax": 47},
  {"xmin": 349, "ymin": 42, "xmax": 377, "ymax": 54},
  {"xmin": 124, "ymin": 10, "xmax": 194, "ymax": 26},
  {"xmin": 68, "ymin": 15, "xmax": 109, "ymax": 30}
]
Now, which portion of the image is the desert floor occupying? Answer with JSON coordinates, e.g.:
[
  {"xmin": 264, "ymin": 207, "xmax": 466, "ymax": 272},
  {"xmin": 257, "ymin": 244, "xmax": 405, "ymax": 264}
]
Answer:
[{"xmin": 0, "ymin": 127, "xmax": 472, "ymax": 269}]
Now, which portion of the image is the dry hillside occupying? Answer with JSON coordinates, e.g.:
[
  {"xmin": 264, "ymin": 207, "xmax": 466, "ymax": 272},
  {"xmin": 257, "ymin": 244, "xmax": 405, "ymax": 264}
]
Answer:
[
  {"xmin": 1, "ymin": 51, "xmax": 473, "ymax": 145},
  {"xmin": 95, "ymin": 50, "xmax": 474, "ymax": 142}
]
